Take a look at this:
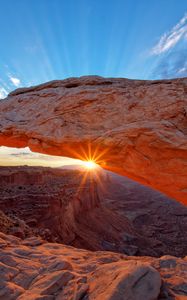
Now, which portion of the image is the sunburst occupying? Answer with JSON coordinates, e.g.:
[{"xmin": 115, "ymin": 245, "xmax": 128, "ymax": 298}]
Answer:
[
  {"xmin": 82, "ymin": 160, "xmax": 97, "ymax": 169},
  {"xmin": 63, "ymin": 141, "xmax": 110, "ymax": 199}
]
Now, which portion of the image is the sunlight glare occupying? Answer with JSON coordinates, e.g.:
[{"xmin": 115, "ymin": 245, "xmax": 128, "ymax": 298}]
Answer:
[{"xmin": 83, "ymin": 160, "xmax": 97, "ymax": 169}]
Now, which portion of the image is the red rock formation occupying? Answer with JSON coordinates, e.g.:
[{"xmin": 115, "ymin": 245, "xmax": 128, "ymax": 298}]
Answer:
[
  {"xmin": 0, "ymin": 232, "xmax": 186, "ymax": 299},
  {"xmin": 0, "ymin": 76, "xmax": 187, "ymax": 204},
  {"xmin": 0, "ymin": 166, "xmax": 187, "ymax": 257},
  {"xmin": 0, "ymin": 210, "xmax": 33, "ymax": 239}
]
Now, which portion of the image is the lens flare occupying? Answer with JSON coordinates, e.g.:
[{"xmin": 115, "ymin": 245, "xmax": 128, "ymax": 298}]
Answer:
[{"xmin": 83, "ymin": 160, "xmax": 97, "ymax": 169}]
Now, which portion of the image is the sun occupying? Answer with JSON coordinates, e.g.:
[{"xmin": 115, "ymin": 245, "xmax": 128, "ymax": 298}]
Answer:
[{"xmin": 82, "ymin": 160, "xmax": 97, "ymax": 169}]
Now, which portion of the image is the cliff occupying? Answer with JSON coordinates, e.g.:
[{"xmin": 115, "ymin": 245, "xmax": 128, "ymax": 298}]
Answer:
[{"xmin": 0, "ymin": 166, "xmax": 186, "ymax": 257}]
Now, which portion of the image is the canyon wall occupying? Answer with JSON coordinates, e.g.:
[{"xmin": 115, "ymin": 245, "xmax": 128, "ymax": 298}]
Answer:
[
  {"xmin": 0, "ymin": 76, "xmax": 187, "ymax": 203},
  {"xmin": 0, "ymin": 167, "xmax": 101, "ymax": 245},
  {"xmin": 0, "ymin": 166, "xmax": 187, "ymax": 257}
]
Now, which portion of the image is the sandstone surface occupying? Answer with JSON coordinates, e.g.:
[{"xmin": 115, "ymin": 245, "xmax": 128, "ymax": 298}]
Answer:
[
  {"xmin": 0, "ymin": 76, "xmax": 187, "ymax": 204},
  {"xmin": 0, "ymin": 232, "xmax": 186, "ymax": 300}
]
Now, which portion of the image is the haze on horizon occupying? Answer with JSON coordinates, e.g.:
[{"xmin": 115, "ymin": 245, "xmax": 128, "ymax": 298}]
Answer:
[
  {"xmin": 0, "ymin": 146, "xmax": 85, "ymax": 168},
  {"xmin": 0, "ymin": 0, "xmax": 187, "ymax": 166}
]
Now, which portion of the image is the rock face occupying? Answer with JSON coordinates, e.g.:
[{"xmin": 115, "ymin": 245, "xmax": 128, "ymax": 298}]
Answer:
[
  {"xmin": 0, "ymin": 232, "xmax": 186, "ymax": 300},
  {"xmin": 0, "ymin": 166, "xmax": 187, "ymax": 257},
  {"xmin": 0, "ymin": 76, "xmax": 187, "ymax": 204},
  {"xmin": 0, "ymin": 210, "xmax": 34, "ymax": 239}
]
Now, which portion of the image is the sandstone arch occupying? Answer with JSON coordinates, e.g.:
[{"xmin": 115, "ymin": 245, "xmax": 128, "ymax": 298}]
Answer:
[{"xmin": 0, "ymin": 76, "xmax": 187, "ymax": 204}]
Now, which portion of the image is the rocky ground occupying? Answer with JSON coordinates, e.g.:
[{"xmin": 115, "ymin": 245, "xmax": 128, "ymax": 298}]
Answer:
[
  {"xmin": 0, "ymin": 232, "xmax": 186, "ymax": 300},
  {"xmin": 0, "ymin": 165, "xmax": 187, "ymax": 299}
]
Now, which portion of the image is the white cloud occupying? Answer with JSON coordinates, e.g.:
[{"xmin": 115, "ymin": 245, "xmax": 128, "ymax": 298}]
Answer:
[
  {"xmin": 178, "ymin": 66, "xmax": 187, "ymax": 73},
  {"xmin": 9, "ymin": 76, "xmax": 21, "ymax": 87},
  {"xmin": 151, "ymin": 13, "xmax": 187, "ymax": 55},
  {"xmin": 0, "ymin": 87, "xmax": 8, "ymax": 99},
  {"xmin": 0, "ymin": 146, "xmax": 83, "ymax": 167}
]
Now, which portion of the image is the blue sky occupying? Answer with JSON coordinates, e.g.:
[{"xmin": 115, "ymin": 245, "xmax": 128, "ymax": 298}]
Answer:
[
  {"xmin": 0, "ymin": 0, "xmax": 187, "ymax": 99},
  {"xmin": 0, "ymin": 0, "xmax": 187, "ymax": 166}
]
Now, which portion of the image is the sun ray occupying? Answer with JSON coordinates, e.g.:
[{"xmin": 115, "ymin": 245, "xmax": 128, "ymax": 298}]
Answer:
[{"xmin": 82, "ymin": 160, "xmax": 97, "ymax": 169}]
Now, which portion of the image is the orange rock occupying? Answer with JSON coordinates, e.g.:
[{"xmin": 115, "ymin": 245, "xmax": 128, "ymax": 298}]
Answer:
[
  {"xmin": 0, "ymin": 232, "xmax": 186, "ymax": 299},
  {"xmin": 0, "ymin": 76, "xmax": 187, "ymax": 204},
  {"xmin": 88, "ymin": 261, "xmax": 161, "ymax": 300}
]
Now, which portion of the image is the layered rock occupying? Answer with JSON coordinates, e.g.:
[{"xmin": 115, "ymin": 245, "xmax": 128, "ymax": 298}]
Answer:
[
  {"xmin": 0, "ymin": 76, "xmax": 187, "ymax": 204},
  {"xmin": 0, "ymin": 166, "xmax": 187, "ymax": 257},
  {"xmin": 0, "ymin": 232, "xmax": 186, "ymax": 300},
  {"xmin": 0, "ymin": 210, "xmax": 34, "ymax": 238}
]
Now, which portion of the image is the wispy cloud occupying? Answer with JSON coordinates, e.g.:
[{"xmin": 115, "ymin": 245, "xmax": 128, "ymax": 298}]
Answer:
[
  {"xmin": 149, "ymin": 13, "xmax": 187, "ymax": 79},
  {"xmin": 178, "ymin": 66, "xmax": 187, "ymax": 74},
  {"xmin": 151, "ymin": 49, "xmax": 187, "ymax": 79},
  {"xmin": 0, "ymin": 146, "xmax": 83, "ymax": 167},
  {"xmin": 151, "ymin": 13, "xmax": 187, "ymax": 55},
  {"xmin": 9, "ymin": 75, "xmax": 21, "ymax": 87},
  {"xmin": 0, "ymin": 87, "xmax": 8, "ymax": 99}
]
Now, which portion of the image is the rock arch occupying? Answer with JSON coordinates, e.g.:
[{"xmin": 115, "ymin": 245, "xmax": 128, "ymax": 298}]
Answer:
[{"xmin": 0, "ymin": 76, "xmax": 187, "ymax": 204}]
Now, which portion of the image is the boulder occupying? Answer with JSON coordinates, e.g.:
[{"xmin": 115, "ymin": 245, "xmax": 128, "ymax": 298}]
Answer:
[{"xmin": 0, "ymin": 232, "xmax": 186, "ymax": 299}]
